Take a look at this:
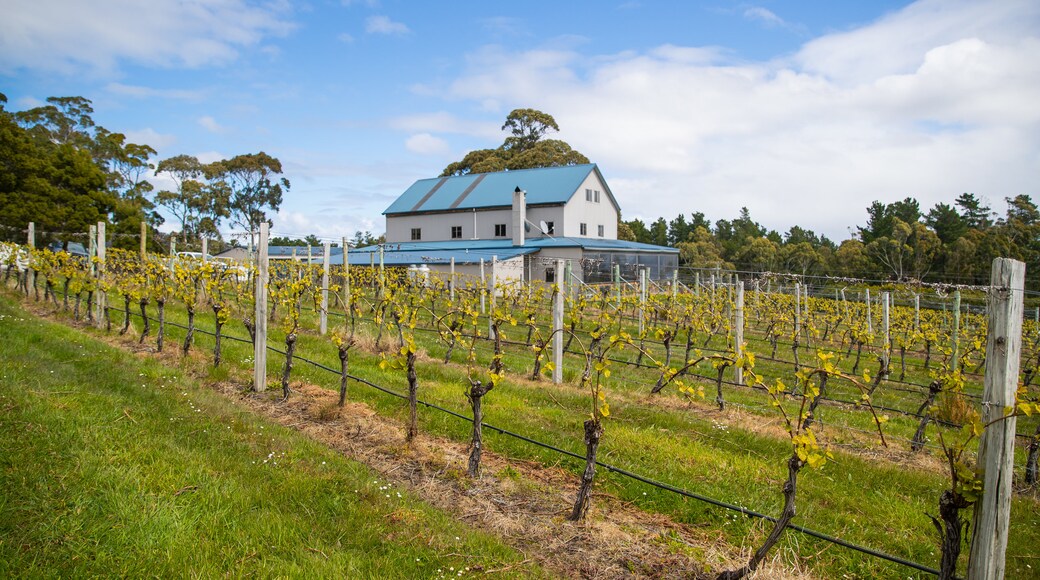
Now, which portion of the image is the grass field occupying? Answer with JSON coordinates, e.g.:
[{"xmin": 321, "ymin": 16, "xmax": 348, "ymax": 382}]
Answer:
[
  {"xmin": 4, "ymin": 279, "xmax": 1040, "ymax": 579},
  {"xmin": 0, "ymin": 293, "xmax": 542, "ymax": 578}
]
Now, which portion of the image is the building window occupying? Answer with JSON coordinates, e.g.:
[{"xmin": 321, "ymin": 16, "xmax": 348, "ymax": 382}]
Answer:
[
  {"xmin": 586, "ymin": 188, "xmax": 593, "ymax": 201},
  {"xmin": 580, "ymin": 223, "xmax": 588, "ymax": 236},
  {"xmin": 594, "ymin": 190, "xmax": 601, "ymax": 203},
  {"xmin": 598, "ymin": 224, "xmax": 604, "ymax": 237},
  {"xmin": 494, "ymin": 223, "xmax": 507, "ymax": 237},
  {"xmin": 411, "ymin": 228, "xmax": 421, "ymax": 241},
  {"xmin": 450, "ymin": 226, "xmax": 463, "ymax": 239},
  {"xmin": 545, "ymin": 267, "xmax": 555, "ymax": 283},
  {"xmin": 545, "ymin": 221, "xmax": 555, "ymax": 235}
]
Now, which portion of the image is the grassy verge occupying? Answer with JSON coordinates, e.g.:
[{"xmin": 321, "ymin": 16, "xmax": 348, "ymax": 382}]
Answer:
[{"xmin": 0, "ymin": 293, "xmax": 541, "ymax": 578}]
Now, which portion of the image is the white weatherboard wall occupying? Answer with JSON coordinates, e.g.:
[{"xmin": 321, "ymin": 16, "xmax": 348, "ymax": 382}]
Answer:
[
  {"xmin": 528, "ymin": 247, "xmax": 584, "ymax": 284},
  {"xmin": 420, "ymin": 257, "xmax": 525, "ymax": 287},
  {"xmin": 386, "ymin": 206, "xmax": 580, "ymax": 243},
  {"xmin": 561, "ymin": 172, "xmax": 618, "ymax": 239}
]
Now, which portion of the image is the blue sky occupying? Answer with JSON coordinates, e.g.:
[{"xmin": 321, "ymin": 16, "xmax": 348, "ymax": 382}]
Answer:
[{"xmin": 3, "ymin": 0, "xmax": 1038, "ymax": 243}]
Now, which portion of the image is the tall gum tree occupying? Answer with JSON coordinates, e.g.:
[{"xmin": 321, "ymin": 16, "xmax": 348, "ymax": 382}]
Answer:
[
  {"xmin": 440, "ymin": 108, "xmax": 589, "ymax": 177},
  {"xmin": 206, "ymin": 152, "xmax": 289, "ymax": 247}
]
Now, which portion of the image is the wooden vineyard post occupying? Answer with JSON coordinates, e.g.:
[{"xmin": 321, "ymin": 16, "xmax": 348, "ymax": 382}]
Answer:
[
  {"xmin": 914, "ymin": 293, "xmax": 920, "ymax": 332},
  {"xmin": 479, "ymin": 258, "xmax": 486, "ymax": 314},
  {"xmin": 882, "ymin": 292, "xmax": 891, "ymax": 372},
  {"xmin": 449, "ymin": 257, "xmax": 455, "ymax": 302},
  {"xmin": 694, "ymin": 272, "xmax": 700, "ymax": 296},
  {"xmin": 140, "ymin": 221, "xmax": 147, "ymax": 260},
  {"xmin": 201, "ymin": 238, "xmax": 208, "ymax": 262},
  {"xmin": 613, "ymin": 264, "xmax": 620, "ymax": 306},
  {"xmin": 672, "ymin": 268, "xmax": 678, "ymax": 300},
  {"xmin": 170, "ymin": 238, "xmax": 176, "ymax": 256},
  {"xmin": 26, "ymin": 222, "xmax": 35, "ymax": 293},
  {"xmin": 638, "ymin": 267, "xmax": 647, "ymax": 336},
  {"xmin": 734, "ymin": 282, "xmax": 744, "ymax": 385},
  {"xmin": 341, "ymin": 237, "xmax": 350, "ymax": 324},
  {"xmin": 489, "ymin": 255, "xmax": 497, "ymax": 339},
  {"xmin": 951, "ymin": 290, "xmax": 962, "ymax": 368},
  {"xmin": 793, "ymin": 283, "xmax": 801, "ymax": 371},
  {"xmin": 95, "ymin": 222, "xmax": 106, "ymax": 327},
  {"xmin": 320, "ymin": 241, "xmax": 330, "ymax": 335},
  {"xmin": 378, "ymin": 244, "xmax": 384, "ymax": 298},
  {"xmin": 553, "ymin": 259, "xmax": 565, "ymax": 385},
  {"xmin": 967, "ymin": 258, "xmax": 1025, "ymax": 579},
  {"xmin": 253, "ymin": 223, "xmax": 270, "ymax": 392},
  {"xmin": 565, "ymin": 260, "xmax": 573, "ymax": 299},
  {"xmin": 88, "ymin": 225, "xmax": 97, "ymax": 275},
  {"xmin": 865, "ymin": 288, "xmax": 872, "ymax": 334}
]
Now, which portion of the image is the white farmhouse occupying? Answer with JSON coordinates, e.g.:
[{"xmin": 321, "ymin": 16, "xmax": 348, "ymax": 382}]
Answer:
[
  {"xmin": 384, "ymin": 164, "xmax": 619, "ymax": 243},
  {"xmin": 344, "ymin": 164, "xmax": 678, "ymax": 285}
]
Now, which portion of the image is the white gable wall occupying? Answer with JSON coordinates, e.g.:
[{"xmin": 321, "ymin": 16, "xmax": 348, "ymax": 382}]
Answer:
[{"xmin": 561, "ymin": 172, "xmax": 618, "ymax": 239}]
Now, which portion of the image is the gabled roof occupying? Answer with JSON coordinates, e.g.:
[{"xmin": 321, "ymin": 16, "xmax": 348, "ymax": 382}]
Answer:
[{"xmin": 383, "ymin": 164, "xmax": 619, "ymax": 215}]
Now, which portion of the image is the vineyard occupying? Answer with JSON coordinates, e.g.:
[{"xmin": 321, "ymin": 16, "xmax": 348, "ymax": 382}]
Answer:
[{"xmin": 2, "ymin": 230, "xmax": 1040, "ymax": 579}]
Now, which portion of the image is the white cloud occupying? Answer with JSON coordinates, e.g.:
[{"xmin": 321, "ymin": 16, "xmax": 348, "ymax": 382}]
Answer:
[
  {"xmin": 405, "ymin": 133, "xmax": 451, "ymax": 156},
  {"xmin": 389, "ymin": 111, "xmax": 500, "ymax": 139},
  {"xmin": 198, "ymin": 116, "xmax": 226, "ymax": 134},
  {"xmin": 105, "ymin": 82, "xmax": 206, "ymax": 101},
  {"xmin": 0, "ymin": 0, "xmax": 296, "ymax": 75},
  {"xmin": 195, "ymin": 151, "xmax": 226, "ymax": 164},
  {"xmin": 365, "ymin": 15, "xmax": 409, "ymax": 35},
  {"xmin": 271, "ymin": 209, "xmax": 379, "ymax": 240},
  {"xmin": 425, "ymin": 0, "xmax": 1040, "ymax": 239},
  {"xmin": 743, "ymin": 7, "xmax": 785, "ymax": 28},
  {"xmin": 14, "ymin": 96, "xmax": 45, "ymax": 109},
  {"xmin": 794, "ymin": 0, "xmax": 1040, "ymax": 84},
  {"xmin": 123, "ymin": 128, "xmax": 177, "ymax": 150},
  {"xmin": 337, "ymin": 32, "xmax": 355, "ymax": 43}
]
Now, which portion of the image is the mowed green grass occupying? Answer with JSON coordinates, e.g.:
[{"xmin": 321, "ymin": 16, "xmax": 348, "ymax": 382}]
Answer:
[
  {"xmin": 11, "ymin": 282, "xmax": 1040, "ymax": 578},
  {"xmin": 0, "ymin": 294, "xmax": 541, "ymax": 578}
]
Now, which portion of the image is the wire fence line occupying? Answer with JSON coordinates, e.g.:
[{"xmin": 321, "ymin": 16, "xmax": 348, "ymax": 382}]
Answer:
[
  {"xmin": 107, "ymin": 302, "xmax": 944, "ymax": 578},
  {"xmin": 6, "ymin": 239, "xmax": 1031, "ymax": 577}
]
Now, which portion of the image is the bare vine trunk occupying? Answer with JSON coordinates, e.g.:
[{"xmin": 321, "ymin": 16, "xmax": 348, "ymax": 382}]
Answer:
[
  {"xmin": 911, "ymin": 381, "xmax": 942, "ymax": 452},
  {"xmin": 715, "ymin": 366, "xmax": 726, "ymax": 410},
  {"xmin": 932, "ymin": 489, "xmax": 970, "ymax": 580},
  {"xmin": 717, "ymin": 455, "xmax": 803, "ymax": 580},
  {"xmin": 243, "ymin": 317, "xmax": 256, "ymax": 345},
  {"xmin": 182, "ymin": 308, "xmax": 195, "ymax": 355},
  {"xmin": 337, "ymin": 344, "xmax": 350, "ymax": 406},
  {"xmin": 467, "ymin": 381, "xmax": 493, "ymax": 477},
  {"xmin": 138, "ymin": 298, "xmax": 150, "ymax": 344},
  {"xmin": 406, "ymin": 351, "xmax": 418, "ymax": 442},
  {"xmin": 212, "ymin": 306, "xmax": 223, "ymax": 367},
  {"xmin": 281, "ymin": 332, "xmax": 297, "ymax": 400},
  {"xmin": 568, "ymin": 418, "xmax": 603, "ymax": 521},
  {"xmin": 156, "ymin": 300, "xmax": 165, "ymax": 352},
  {"xmin": 120, "ymin": 294, "xmax": 132, "ymax": 335},
  {"xmin": 1025, "ymin": 423, "xmax": 1039, "ymax": 485}
]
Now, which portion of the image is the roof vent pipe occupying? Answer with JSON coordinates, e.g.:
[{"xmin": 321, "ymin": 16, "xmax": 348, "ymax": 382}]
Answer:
[{"xmin": 512, "ymin": 186, "xmax": 526, "ymax": 247}]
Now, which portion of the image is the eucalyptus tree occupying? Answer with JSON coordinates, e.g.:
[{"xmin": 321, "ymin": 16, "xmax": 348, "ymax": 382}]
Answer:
[{"xmin": 206, "ymin": 152, "xmax": 289, "ymax": 248}]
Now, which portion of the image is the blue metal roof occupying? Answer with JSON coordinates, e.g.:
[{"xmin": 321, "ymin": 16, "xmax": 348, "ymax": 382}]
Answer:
[
  {"xmin": 266, "ymin": 246, "xmax": 345, "ymax": 258},
  {"xmin": 335, "ymin": 237, "xmax": 676, "ymax": 266},
  {"xmin": 335, "ymin": 245, "xmax": 537, "ymax": 266},
  {"xmin": 383, "ymin": 164, "xmax": 615, "ymax": 215}
]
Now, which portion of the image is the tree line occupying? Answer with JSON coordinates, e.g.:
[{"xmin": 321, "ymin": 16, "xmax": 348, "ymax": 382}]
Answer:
[
  {"xmin": 0, "ymin": 93, "xmax": 386, "ymax": 252},
  {"xmin": 619, "ymin": 194, "xmax": 1039, "ymax": 289}
]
